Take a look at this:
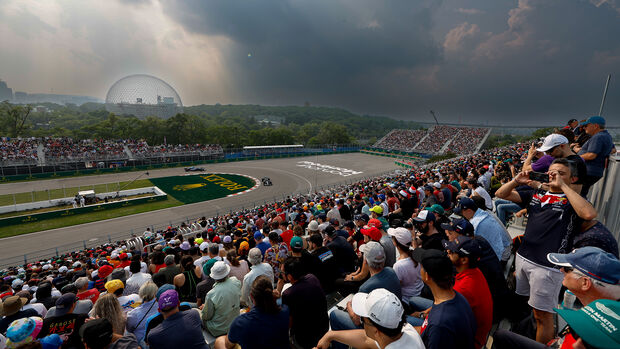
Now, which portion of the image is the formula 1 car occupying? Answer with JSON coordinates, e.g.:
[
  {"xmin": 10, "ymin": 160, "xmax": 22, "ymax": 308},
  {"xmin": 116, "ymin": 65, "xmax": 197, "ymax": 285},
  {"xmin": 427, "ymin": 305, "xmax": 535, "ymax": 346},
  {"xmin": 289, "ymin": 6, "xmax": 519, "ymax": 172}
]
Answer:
[
  {"xmin": 184, "ymin": 166, "xmax": 206, "ymax": 172},
  {"xmin": 261, "ymin": 177, "xmax": 273, "ymax": 186}
]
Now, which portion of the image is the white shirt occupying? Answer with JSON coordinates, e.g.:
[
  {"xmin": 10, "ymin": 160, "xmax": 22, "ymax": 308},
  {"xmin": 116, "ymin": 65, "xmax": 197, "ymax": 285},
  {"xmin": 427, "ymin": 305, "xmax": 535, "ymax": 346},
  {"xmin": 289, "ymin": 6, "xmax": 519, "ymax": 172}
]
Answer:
[
  {"xmin": 380, "ymin": 323, "xmax": 425, "ymax": 349},
  {"xmin": 392, "ymin": 258, "xmax": 424, "ymax": 301},
  {"xmin": 473, "ymin": 187, "xmax": 493, "ymax": 210},
  {"xmin": 194, "ymin": 255, "xmax": 210, "ymax": 268},
  {"xmin": 124, "ymin": 262, "xmax": 148, "ymax": 275},
  {"xmin": 241, "ymin": 263, "xmax": 274, "ymax": 307},
  {"xmin": 22, "ymin": 303, "xmax": 47, "ymax": 318},
  {"xmin": 124, "ymin": 272, "xmax": 152, "ymax": 296}
]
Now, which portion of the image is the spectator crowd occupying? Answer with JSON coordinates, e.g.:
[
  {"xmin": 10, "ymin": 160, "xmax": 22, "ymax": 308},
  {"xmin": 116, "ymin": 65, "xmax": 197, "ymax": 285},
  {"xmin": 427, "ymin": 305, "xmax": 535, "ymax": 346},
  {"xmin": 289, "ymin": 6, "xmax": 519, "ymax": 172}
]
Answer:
[
  {"xmin": 373, "ymin": 130, "xmax": 426, "ymax": 152},
  {"xmin": 375, "ymin": 126, "xmax": 490, "ymax": 156},
  {"xmin": 0, "ymin": 138, "xmax": 38, "ymax": 165},
  {"xmin": 0, "ymin": 116, "xmax": 618, "ymax": 349}
]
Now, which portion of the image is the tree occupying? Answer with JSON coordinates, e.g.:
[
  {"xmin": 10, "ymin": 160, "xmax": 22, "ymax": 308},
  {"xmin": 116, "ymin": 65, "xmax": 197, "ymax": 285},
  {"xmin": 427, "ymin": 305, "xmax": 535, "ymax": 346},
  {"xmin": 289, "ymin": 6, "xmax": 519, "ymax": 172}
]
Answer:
[{"xmin": 0, "ymin": 101, "xmax": 32, "ymax": 137}]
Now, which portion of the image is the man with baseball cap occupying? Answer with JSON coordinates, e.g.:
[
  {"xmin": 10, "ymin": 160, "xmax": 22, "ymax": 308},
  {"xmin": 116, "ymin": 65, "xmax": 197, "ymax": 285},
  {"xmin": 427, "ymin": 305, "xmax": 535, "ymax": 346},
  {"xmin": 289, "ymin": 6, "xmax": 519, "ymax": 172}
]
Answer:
[
  {"xmin": 315, "ymin": 288, "xmax": 424, "ymax": 349},
  {"xmin": 533, "ymin": 134, "xmax": 587, "ymax": 189},
  {"xmin": 442, "ymin": 236, "xmax": 493, "ymax": 349},
  {"xmin": 573, "ymin": 116, "xmax": 615, "ymax": 195},
  {"xmin": 329, "ymin": 242, "xmax": 401, "ymax": 349},
  {"xmin": 147, "ymin": 289, "xmax": 207, "ymax": 349},
  {"xmin": 493, "ymin": 246, "xmax": 620, "ymax": 349},
  {"xmin": 410, "ymin": 248, "xmax": 476, "ymax": 349},
  {"xmin": 37, "ymin": 293, "xmax": 87, "ymax": 348},
  {"xmin": 412, "ymin": 210, "xmax": 446, "ymax": 251},
  {"xmin": 454, "ymin": 197, "xmax": 511, "ymax": 261}
]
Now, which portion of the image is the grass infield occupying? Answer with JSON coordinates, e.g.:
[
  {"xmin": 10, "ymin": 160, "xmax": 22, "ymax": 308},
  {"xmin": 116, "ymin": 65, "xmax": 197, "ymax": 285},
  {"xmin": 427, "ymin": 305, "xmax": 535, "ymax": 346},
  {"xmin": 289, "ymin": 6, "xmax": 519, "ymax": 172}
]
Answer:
[{"xmin": 149, "ymin": 174, "xmax": 255, "ymax": 204}]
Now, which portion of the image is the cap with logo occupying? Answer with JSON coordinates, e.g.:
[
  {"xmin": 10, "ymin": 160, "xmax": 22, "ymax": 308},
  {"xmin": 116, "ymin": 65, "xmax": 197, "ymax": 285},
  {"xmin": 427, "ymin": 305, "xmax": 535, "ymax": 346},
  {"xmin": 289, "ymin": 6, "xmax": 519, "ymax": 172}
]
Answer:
[
  {"xmin": 351, "ymin": 288, "xmax": 404, "ymax": 329},
  {"xmin": 580, "ymin": 116, "xmax": 605, "ymax": 127},
  {"xmin": 555, "ymin": 299, "xmax": 620, "ymax": 349},
  {"xmin": 440, "ymin": 218, "xmax": 475, "ymax": 237},
  {"xmin": 290, "ymin": 236, "xmax": 304, "ymax": 251},
  {"xmin": 442, "ymin": 236, "xmax": 481, "ymax": 258},
  {"xmin": 427, "ymin": 204, "xmax": 445, "ymax": 216},
  {"xmin": 536, "ymin": 134, "xmax": 569, "ymax": 152},
  {"xmin": 412, "ymin": 210, "xmax": 435, "ymax": 223},
  {"xmin": 547, "ymin": 246, "xmax": 620, "ymax": 285},
  {"xmin": 453, "ymin": 197, "xmax": 477, "ymax": 215},
  {"xmin": 158, "ymin": 289, "xmax": 180, "ymax": 311}
]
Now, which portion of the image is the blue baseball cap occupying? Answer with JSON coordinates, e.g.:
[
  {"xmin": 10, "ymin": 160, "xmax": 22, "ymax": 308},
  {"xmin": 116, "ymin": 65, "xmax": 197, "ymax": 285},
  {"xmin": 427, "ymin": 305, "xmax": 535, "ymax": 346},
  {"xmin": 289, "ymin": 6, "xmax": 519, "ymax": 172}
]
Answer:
[
  {"xmin": 253, "ymin": 231, "xmax": 264, "ymax": 240},
  {"xmin": 440, "ymin": 218, "xmax": 474, "ymax": 237},
  {"xmin": 453, "ymin": 197, "xmax": 477, "ymax": 215},
  {"xmin": 580, "ymin": 116, "xmax": 605, "ymax": 127},
  {"xmin": 442, "ymin": 236, "xmax": 481, "ymax": 258},
  {"xmin": 547, "ymin": 246, "xmax": 620, "ymax": 285}
]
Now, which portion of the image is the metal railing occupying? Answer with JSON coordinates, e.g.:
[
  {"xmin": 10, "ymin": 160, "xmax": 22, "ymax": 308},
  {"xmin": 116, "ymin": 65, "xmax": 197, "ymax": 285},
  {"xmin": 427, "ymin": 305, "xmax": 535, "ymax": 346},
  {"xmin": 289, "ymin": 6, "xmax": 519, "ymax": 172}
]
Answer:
[
  {"xmin": 0, "ymin": 168, "xmax": 396, "ymax": 268},
  {"xmin": 587, "ymin": 151, "xmax": 620, "ymax": 240}
]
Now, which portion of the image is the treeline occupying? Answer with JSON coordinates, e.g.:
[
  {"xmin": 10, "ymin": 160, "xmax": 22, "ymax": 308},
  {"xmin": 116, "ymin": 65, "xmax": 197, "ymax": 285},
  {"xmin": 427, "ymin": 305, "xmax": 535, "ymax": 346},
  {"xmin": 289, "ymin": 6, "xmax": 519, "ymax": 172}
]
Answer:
[
  {"xmin": 482, "ymin": 127, "xmax": 555, "ymax": 149},
  {"xmin": 1, "ymin": 102, "xmax": 422, "ymax": 147}
]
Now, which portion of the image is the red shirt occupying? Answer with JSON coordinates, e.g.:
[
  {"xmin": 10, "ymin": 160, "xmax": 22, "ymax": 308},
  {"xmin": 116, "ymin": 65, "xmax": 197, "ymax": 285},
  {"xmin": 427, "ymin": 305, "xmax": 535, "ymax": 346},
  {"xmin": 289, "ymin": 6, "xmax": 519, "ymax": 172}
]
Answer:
[
  {"xmin": 77, "ymin": 288, "xmax": 100, "ymax": 304},
  {"xmin": 387, "ymin": 197, "xmax": 400, "ymax": 212},
  {"xmin": 454, "ymin": 268, "xmax": 493, "ymax": 349},
  {"xmin": 280, "ymin": 230, "xmax": 294, "ymax": 249}
]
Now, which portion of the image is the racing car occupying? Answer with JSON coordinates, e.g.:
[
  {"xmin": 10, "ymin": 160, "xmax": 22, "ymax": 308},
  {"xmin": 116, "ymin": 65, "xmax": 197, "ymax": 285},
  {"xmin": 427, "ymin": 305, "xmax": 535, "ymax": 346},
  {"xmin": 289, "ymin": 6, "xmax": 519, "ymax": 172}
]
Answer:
[
  {"xmin": 261, "ymin": 177, "xmax": 272, "ymax": 186},
  {"xmin": 184, "ymin": 166, "xmax": 206, "ymax": 172}
]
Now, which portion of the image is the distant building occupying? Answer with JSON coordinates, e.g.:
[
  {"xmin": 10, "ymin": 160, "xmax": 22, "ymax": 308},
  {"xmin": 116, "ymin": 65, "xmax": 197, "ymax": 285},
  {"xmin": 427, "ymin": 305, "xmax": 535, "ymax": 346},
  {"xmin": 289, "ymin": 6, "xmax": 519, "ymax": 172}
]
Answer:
[
  {"xmin": 0, "ymin": 80, "xmax": 13, "ymax": 102},
  {"xmin": 105, "ymin": 74, "xmax": 183, "ymax": 119}
]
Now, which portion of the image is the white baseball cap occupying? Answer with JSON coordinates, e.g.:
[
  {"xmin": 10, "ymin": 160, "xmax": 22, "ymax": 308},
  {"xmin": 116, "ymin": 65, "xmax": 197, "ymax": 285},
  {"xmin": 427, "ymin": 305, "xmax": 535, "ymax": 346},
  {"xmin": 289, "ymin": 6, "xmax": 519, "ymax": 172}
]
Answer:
[
  {"xmin": 199, "ymin": 242, "xmax": 210, "ymax": 251},
  {"xmin": 387, "ymin": 227, "xmax": 412, "ymax": 245},
  {"xmin": 58, "ymin": 266, "xmax": 68, "ymax": 273},
  {"xmin": 537, "ymin": 134, "xmax": 568, "ymax": 152},
  {"xmin": 351, "ymin": 288, "xmax": 404, "ymax": 329}
]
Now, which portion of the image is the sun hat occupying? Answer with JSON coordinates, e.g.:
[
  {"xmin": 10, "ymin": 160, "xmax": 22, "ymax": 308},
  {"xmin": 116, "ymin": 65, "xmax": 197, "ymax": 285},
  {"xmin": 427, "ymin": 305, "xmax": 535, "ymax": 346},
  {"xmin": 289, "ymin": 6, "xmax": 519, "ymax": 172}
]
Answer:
[
  {"xmin": 0, "ymin": 296, "xmax": 27, "ymax": 316},
  {"xmin": 351, "ymin": 288, "xmax": 403, "ymax": 329},
  {"xmin": 387, "ymin": 227, "xmax": 412, "ymax": 245},
  {"xmin": 5, "ymin": 316, "xmax": 43, "ymax": 346},
  {"xmin": 180, "ymin": 241, "xmax": 190, "ymax": 251},
  {"xmin": 555, "ymin": 299, "xmax": 620, "ymax": 349},
  {"xmin": 210, "ymin": 261, "xmax": 231, "ymax": 280}
]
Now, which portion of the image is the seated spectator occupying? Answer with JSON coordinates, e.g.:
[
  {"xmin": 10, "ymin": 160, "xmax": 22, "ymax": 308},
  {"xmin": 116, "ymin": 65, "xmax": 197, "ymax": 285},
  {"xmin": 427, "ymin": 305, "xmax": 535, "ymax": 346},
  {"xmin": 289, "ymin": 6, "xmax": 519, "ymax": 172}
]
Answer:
[
  {"xmin": 412, "ymin": 210, "xmax": 445, "ymax": 251},
  {"xmin": 155, "ymin": 255, "xmax": 181, "ymax": 285},
  {"xmin": 254, "ymin": 232, "xmax": 271, "ymax": 256},
  {"xmin": 80, "ymin": 317, "xmax": 139, "ymax": 349},
  {"xmin": 104, "ymin": 280, "xmax": 141, "ymax": 312},
  {"xmin": 325, "ymin": 225, "xmax": 358, "ymax": 274},
  {"xmin": 201, "ymin": 244, "xmax": 223, "ymax": 277},
  {"xmin": 174, "ymin": 255, "xmax": 202, "ymax": 304},
  {"xmin": 315, "ymin": 288, "xmax": 424, "ymax": 349},
  {"xmin": 147, "ymin": 289, "xmax": 208, "ymax": 349},
  {"xmin": 281, "ymin": 258, "xmax": 329, "ymax": 349},
  {"xmin": 126, "ymin": 282, "xmax": 159, "ymax": 346},
  {"xmin": 214, "ymin": 276, "xmax": 290, "ymax": 349},
  {"xmin": 124, "ymin": 260, "xmax": 152, "ymax": 296},
  {"xmin": 91, "ymin": 293, "xmax": 126, "ymax": 335},
  {"xmin": 75, "ymin": 277, "xmax": 99, "ymax": 304},
  {"xmin": 442, "ymin": 236, "xmax": 493, "ymax": 349},
  {"xmin": 201, "ymin": 261, "xmax": 241, "ymax": 337},
  {"xmin": 329, "ymin": 242, "xmax": 401, "ymax": 349},
  {"xmin": 0, "ymin": 295, "xmax": 39, "ymax": 334},
  {"xmin": 454, "ymin": 197, "xmax": 511, "ymax": 261},
  {"xmin": 573, "ymin": 220, "xmax": 619, "ymax": 258},
  {"xmin": 493, "ymin": 246, "xmax": 620, "ymax": 349},
  {"xmin": 308, "ymin": 233, "xmax": 340, "ymax": 293},
  {"xmin": 34, "ymin": 282, "xmax": 58, "ymax": 309},
  {"xmin": 225, "ymin": 250, "xmax": 250, "ymax": 284},
  {"xmin": 241, "ymin": 248, "xmax": 275, "ymax": 308},
  {"xmin": 37, "ymin": 293, "xmax": 88, "ymax": 348},
  {"xmin": 45, "ymin": 284, "xmax": 92, "ymax": 318},
  {"xmin": 387, "ymin": 227, "xmax": 424, "ymax": 302},
  {"xmin": 410, "ymin": 248, "xmax": 476, "ymax": 349},
  {"xmin": 17, "ymin": 290, "xmax": 47, "ymax": 318}
]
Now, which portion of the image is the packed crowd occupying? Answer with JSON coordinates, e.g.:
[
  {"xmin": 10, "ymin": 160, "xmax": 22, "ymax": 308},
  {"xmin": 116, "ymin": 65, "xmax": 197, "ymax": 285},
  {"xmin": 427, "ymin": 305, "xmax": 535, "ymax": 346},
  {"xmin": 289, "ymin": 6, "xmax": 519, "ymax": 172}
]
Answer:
[
  {"xmin": 0, "ymin": 116, "xmax": 618, "ymax": 349},
  {"xmin": 373, "ymin": 130, "xmax": 426, "ymax": 152},
  {"xmin": 0, "ymin": 139, "xmax": 38, "ymax": 165},
  {"xmin": 445, "ymin": 127, "xmax": 490, "ymax": 155},
  {"xmin": 43, "ymin": 138, "xmax": 127, "ymax": 161},
  {"xmin": 414, "ymin": 126, "xmax": 462, "ymax": 153}
]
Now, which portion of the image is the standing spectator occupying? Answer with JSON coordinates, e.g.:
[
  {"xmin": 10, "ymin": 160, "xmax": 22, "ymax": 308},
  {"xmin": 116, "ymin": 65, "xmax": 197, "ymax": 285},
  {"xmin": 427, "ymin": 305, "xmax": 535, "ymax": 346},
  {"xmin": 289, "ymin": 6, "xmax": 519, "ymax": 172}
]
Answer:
[
  {"xmin": 574, "ymin": 116, "xmax": 615, "ymax": 195},
  {"xmin": 496, "ymin": 158, "xmax": 597, "ymax": 344},
  {"xmin": 281, "ymin": 258, "xmax": 329, "ymax": 349},
  {"xmin": 214, "ymin": 276, "xmax": 290, "ymax": 349},
  {"xmin": 442, "ymin": 236, "xmax": 493, "ymax": 349},
  {"xmin": 264, "ymin": 232, "xmax": 289, "ymax": 284},
  {"xmin": 411, "ymin": 248, "xmax": 476, "ymax": 349},
  {"xmin": 202, "ymin": 261, "xmax": 241, "ymax": 337},
  {"xmin": 147, "ymin": 289, "xmax": 208, "ymax": 349},
  {"xmin": 241, "ymin": 248, "xmax": 274, "ymax": 308}
]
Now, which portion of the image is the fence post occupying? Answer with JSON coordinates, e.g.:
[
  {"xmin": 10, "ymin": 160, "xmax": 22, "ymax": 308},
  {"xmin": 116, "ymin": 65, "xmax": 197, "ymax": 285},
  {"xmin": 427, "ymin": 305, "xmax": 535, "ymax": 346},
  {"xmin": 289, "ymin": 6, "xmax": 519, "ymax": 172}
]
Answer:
[
  {"xmin": 108, "ymin": 234, "xmax": 112, "ymax": 243},
  {"xmin": 24, "ymin": 255, "xmax": 27, "ymax": 265},
  {"xmin": 83, "ymin": 240, "xmax": 87, "ymax": 249},
  {"xmin": 31, "ymin": 191, "xmax": 34, "ymax": 202},
  {"xmin": 55, "ymin": 248, "xmax": 59, "ymax": 256}
]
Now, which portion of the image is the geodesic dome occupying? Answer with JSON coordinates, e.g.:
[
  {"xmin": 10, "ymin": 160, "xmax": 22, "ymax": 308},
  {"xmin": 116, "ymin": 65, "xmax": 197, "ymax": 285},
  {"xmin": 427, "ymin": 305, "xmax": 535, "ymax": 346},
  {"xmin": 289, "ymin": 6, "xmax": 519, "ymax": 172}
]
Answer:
[{"xmin": 105, "ymin": 74, "xmax": 183, "ymax": 119}]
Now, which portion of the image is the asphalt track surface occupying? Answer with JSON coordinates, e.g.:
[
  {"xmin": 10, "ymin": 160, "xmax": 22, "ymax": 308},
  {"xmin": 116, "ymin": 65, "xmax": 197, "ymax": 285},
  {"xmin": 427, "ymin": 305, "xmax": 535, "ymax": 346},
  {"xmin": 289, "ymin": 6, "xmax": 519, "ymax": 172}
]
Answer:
[{"xmin": 0, "ymin": 153, "xmax": 399, "ymax": 260}]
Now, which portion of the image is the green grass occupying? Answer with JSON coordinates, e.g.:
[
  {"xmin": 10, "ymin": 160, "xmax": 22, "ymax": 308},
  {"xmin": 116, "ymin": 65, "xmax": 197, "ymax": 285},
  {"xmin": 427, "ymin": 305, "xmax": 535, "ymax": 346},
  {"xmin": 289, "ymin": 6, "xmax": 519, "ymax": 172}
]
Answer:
[
  {"xmin": 0, "ymin": 197, "xmax": 182, "ymax": 238},
  {"xmin": 150, "ymin": 174, "xmax": 255, "ymax": 204},
  {"xmin": 0, "ymin": 179, "xmax": 154, "ymax": 206}
]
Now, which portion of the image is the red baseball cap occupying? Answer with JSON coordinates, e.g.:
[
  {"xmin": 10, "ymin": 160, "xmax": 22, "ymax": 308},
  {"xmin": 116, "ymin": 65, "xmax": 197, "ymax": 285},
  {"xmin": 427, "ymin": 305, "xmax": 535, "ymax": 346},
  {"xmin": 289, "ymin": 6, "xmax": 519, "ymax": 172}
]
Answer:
[
  {"xmin": 360, "ymin": 226, "xmax": 382, "ymax": 241},
  {"xmin": 368, "ymin": 219, "xmax": 383, "ymax": 229}
]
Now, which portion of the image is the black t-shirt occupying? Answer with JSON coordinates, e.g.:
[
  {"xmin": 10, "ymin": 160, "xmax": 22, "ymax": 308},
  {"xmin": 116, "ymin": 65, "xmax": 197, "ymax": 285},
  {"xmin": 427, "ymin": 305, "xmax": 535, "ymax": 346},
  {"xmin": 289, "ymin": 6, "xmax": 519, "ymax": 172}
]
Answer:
[
  {"xmin": 38, "ymin": 313, "xmax": 88, "ymax": 349},
  {"xmin": 282, "ymin": 274, "xmax": 329, "ymax": 348},
  {"xmin": 326, "ymin": 236, "xmax": 357, "ymax": 274},
  {"xmin": 400, "ymin": 197, "xmax": 417, "ymax": 221},
  {"xmin": 420, "ymin": 231, "xmax": 448, "ymax": 251},
  {"xmin": 339, "ymin": 205, "xmax": 352, "ymax": 221},
  {"xmin": 566, "ymin": 154, "xmax": 588, "ymax": 185},
  {"xmin": 517, "ymin": 187, "xmax": 581, "ymax": 267},
  {"xmin": 421, "ymin": 292, "xmax": 476, "ymax": 349},
  {"xmin": 196, "ymin": 277, "xmax": 215, "ymax": 304},
  {"xmin": 295, "ymin": 250, "xmax": 322, "ymax": 279},
  {"xmin": 310, "ymin": 246, "xmax": 341, "ymax": 293}
]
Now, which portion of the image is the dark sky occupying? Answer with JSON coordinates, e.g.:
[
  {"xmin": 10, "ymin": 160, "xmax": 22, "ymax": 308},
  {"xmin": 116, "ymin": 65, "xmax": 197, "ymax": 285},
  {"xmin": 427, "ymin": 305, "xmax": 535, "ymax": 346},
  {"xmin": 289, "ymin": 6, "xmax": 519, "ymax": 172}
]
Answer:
[{"xmin": 1, "ymin": 0, "xmax": 620, "ymax": 125}]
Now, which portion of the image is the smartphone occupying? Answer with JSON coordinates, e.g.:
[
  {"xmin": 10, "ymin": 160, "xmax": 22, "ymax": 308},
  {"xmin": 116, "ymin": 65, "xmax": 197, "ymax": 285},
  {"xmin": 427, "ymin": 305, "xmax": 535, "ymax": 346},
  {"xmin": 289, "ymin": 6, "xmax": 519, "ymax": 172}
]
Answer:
[{"xmin": 529, "ymin": 171, "xmax": 549, "ymax": 183}]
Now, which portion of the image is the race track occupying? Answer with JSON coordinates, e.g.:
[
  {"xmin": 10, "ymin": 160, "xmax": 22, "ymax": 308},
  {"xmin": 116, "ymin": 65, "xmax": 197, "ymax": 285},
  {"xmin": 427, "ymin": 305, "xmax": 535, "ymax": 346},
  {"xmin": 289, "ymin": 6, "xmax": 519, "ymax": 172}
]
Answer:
[{"xmin": 0, "ymin": 153, "xmax": 399, "ymax": 261}]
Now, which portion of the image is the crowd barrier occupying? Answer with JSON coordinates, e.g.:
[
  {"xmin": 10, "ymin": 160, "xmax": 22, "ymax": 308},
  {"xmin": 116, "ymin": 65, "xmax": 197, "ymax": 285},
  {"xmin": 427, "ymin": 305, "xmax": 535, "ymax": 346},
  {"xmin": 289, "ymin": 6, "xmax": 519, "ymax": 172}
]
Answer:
[{"xmin": 588, "ymin": 152, "xmax": 620, "ymax": 241}]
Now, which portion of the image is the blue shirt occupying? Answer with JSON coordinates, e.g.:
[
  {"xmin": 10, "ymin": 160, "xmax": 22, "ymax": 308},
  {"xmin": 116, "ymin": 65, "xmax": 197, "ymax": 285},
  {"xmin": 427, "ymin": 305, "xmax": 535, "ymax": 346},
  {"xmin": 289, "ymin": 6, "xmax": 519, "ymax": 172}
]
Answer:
[
  {"xmin": 422, "ymin": 291, "xmax": 476, "ymax": 349},
  {"xmin": 579, "ymin": 130, "xmax": 613, "ymax": 177},
  {"xmin": 470, "ymin": 209, "xmax": 511, "ymax": 260},
  {"xmin": 256, "ymin": 240, "xmax": 271, "ymax": 256},
  {"xmin": 126, "ymin": 299, "xmax": 159, "ymax": 343},
  {"xmin": 359, "ymin": 267, "xmax": 402, "ymax": 300},
  {"xmin": 147, "ymin": 309, "xmax": 208, "ymax": 349},
  {"xmin": 228, "ymin": 305, "xmax": 290, "ymax": 349}
]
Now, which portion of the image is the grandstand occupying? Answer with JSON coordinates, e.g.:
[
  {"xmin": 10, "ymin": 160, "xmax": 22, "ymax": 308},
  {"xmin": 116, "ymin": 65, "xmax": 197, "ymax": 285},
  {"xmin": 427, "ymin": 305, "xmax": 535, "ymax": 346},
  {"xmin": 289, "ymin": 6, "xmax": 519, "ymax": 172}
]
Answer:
[{"xmin": 373, "ymin": 125, "xmax": 491, "ymax": 156}]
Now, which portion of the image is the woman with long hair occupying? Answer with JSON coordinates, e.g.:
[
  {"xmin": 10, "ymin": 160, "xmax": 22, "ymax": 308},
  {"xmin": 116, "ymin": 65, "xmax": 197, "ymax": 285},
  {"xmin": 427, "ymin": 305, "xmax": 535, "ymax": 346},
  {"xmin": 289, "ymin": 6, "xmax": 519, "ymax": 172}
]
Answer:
[
  {"xmin": 226, "ymin": 249, "xmax": 249, "ymax": 284},
  {"xmin": 148, "ymin": 250, "xmax": 166, "ymax": 274},
  {"xmin": 213, "ymin": 276, "xmax": 290, "ymax": 349},
  {"xmin": 173, "ymin": 255, "xmax": 202, "ymax": 303},
  {"xmin": 92, "ymin": 293, "xmax": 126, "ymax": 335}
]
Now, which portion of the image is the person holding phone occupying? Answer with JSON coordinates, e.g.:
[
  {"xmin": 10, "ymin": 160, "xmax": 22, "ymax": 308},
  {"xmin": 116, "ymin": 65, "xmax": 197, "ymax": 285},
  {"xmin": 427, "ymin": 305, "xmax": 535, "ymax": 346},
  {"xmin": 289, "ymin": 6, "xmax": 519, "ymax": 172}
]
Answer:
[{"xmin": 495, "ymin": 158, "xmax": 597, "ymax": 345}]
